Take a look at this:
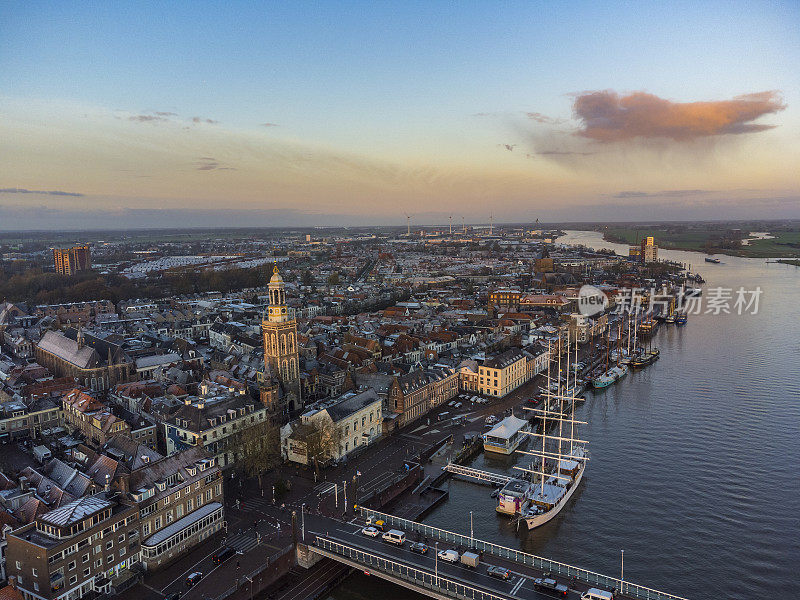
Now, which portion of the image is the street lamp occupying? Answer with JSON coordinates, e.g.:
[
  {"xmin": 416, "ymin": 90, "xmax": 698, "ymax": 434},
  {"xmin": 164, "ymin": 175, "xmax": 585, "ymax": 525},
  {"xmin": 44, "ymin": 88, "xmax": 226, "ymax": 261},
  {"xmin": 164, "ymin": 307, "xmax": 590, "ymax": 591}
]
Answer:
[
  {"xmin": 301, "ymin": 503, "xmax": 306, "ymax": 541},
  {"xmin": 434, "ymin": 541, "xmax": 439, "ymax": 586},
  {"xmin": 620, "ymin": 549, "xmax": 624, "ymax": 591},
  {"xmin": 469, "ymin": 511, "xmax": 474, "ymax": 548}
]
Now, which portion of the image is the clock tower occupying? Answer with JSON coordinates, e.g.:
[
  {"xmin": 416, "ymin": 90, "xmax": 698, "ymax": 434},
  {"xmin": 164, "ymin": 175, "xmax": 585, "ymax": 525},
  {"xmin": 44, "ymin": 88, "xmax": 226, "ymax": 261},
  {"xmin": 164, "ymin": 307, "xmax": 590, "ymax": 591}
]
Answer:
[{"xmin": 262, "ymin": 263, "xmax": 301, "ymax": 417}]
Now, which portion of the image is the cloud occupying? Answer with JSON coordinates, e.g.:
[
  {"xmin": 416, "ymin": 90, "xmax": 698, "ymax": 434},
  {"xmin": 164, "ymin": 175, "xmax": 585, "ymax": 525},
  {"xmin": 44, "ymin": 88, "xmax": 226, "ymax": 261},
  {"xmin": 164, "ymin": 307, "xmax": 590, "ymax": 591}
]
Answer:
[
  {"xmin": 192, "ymin": 116, "xmax": 219, "ymax": 125},
  {"xmin": 128, "ymin": 113, "xmax": 170, "ymax": 123},
  {"xmin": 613, "ymin": 189, "xmax": 714, "ymax": 199},
  {"xmin": 537, "ymin": 150, "xmax": 595, "ymax": 156},
  {"xmin": 194, "ymin": 157, "xmax": 236, "ymax": 171},
  {"xmin": 0, "ymin": 187, "xmax": 84, "ymax": 197},
  {"xmin": 573, "ymin": 90, "xmax": 786, "ymax": 142},
  {"xmin": 260, "ymin": 123, "xmax": 278, "ymax": 127},
  {"xmin": 154, "ymin": 111, "xmax": 177, "ymax": 117},
  {"xmin": 526, "ymin": 112, "xmax": 566, "ymax": 125}
]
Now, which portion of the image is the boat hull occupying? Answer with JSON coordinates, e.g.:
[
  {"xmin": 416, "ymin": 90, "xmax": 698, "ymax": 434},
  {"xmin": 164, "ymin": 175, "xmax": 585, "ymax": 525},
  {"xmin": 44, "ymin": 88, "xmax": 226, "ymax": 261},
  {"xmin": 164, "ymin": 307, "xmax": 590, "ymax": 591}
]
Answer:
[{"xmin": 524, "ymin": 464, "xmax": 585, "ymax": 529}]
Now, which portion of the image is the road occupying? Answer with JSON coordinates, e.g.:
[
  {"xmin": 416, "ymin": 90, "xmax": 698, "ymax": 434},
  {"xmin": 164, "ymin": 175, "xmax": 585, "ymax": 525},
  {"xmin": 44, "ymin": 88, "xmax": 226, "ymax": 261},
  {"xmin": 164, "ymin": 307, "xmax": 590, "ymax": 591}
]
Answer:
[{"xmin": 302, "ymin": 512, "xmax": 614, "ymax": 600}]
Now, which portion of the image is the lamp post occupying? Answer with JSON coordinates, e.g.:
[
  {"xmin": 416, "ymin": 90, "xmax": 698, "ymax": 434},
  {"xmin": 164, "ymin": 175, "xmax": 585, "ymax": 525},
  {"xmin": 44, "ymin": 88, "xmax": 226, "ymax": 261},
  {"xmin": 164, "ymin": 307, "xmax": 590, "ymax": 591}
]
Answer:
[
  {"xmin": 301, "ymin": 503, "xmax": 306, "ymax": 541},
  {"xmin": 469, "ymin": 511, "xmax": 474, "ymax": 548},
  {"xmin": 435, "ymin": 541, "xmax": 439, "ymax": 586},
  {"xmin": 620, "ymin": 549, "xmax": 624, "ymax": 592}
]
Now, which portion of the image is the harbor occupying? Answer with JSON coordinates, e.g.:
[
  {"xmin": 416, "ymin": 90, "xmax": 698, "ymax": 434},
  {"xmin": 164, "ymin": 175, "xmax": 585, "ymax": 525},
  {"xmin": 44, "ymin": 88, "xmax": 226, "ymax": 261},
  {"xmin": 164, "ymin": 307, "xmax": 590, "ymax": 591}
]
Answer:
[{"xmin": 329, "ymin": 230, "xmax": 800, "ymax": 600}]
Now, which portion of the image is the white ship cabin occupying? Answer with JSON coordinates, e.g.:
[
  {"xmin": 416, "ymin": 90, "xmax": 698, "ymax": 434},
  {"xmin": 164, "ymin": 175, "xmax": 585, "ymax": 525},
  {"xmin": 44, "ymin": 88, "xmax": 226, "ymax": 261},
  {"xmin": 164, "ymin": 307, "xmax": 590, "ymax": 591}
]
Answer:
[
  {"xmin": 482, "ymin": 415, "xmax": 530, "ymax": 454},
  {"xmin": 496, "ymin": 478, "xmax": 531, "ymax": 515}
]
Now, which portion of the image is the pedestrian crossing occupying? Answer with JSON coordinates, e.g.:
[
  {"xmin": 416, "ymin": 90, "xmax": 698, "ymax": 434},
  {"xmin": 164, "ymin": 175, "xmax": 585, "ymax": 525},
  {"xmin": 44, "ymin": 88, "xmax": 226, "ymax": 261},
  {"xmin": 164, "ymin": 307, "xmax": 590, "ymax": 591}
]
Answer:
[
  {"xmin": 313, "ymin": 481, "xmax": 337, "ymax": 495},
  {"xmin": 226, "ymin": 532, "xmax": 259, "ymax": 553}
]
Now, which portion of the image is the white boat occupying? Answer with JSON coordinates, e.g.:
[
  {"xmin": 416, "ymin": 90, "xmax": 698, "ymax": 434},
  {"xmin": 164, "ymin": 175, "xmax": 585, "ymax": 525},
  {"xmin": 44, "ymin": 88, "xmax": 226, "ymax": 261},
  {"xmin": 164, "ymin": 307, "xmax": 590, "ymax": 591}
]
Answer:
[
  {"xmin": 482, "ymin": 415, "xmax": 531, "ymax": 455},
  {"xmin": 515, "ymin": 339, "xmax": 589, "ymax": 530},
  {"xmin": 522, "ymin": 447, "xmax": 586, "ymax": 528}
]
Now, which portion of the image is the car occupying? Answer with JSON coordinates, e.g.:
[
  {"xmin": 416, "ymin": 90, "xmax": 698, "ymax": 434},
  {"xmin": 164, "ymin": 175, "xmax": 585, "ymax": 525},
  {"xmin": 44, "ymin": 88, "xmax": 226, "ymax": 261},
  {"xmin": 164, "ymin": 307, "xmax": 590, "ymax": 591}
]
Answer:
[
  {"xmin": 437, "ymin": 549, "xmax": 459, "ymax": 563},
  {"xmin": 185, "ymin": 572, "xmax": 203, "ymax": 587},
  {"xmin": 409, "ymin": 542, "xmax": 428, "ymax": 554},
  {"xmin": 212, "ymin": 546, "xmax": 236, "ymax": 564},
  {"xmin": 486, "ymin": 565, "xmax": 511, "ymax": 580},
  {"xmin": 164, "ymin": 593, "xmax": 182, "ymax": 600},
  {"xmin": 361, "ymin": 526, "xmax": 380, "ymax": 537},
  {"xmin": 533, "ymin": 577, "xmax": 569, "ymax": 596}
]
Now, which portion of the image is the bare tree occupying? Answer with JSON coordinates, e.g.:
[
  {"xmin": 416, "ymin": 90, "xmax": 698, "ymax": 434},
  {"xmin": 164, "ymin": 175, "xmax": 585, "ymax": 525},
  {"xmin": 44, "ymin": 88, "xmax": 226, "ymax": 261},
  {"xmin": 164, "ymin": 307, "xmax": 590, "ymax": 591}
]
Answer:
[
  {"xmin": 303, "ymin": 416, "xmax": 343, "ymax": 476},
  {"xmin": 232, "ymin": 419, "xmax": 281, "ymax": 478}
]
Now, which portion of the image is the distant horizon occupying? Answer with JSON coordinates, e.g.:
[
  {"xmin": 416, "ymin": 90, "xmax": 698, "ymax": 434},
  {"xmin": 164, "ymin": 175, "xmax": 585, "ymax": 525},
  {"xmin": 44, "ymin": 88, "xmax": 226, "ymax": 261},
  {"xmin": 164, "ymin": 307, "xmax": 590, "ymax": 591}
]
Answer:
[{"xmin": 2, "ymin": 217, "xmax": 799, "ymax": 236}]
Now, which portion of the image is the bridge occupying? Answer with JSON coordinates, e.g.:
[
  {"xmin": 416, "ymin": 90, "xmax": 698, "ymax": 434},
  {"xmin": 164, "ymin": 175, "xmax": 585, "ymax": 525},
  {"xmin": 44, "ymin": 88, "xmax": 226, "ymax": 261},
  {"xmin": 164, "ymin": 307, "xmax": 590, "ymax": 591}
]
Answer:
[
  {"xmin": 442, "ymin": 463, "xmax": 513, "ymax": 486},
  {"xmin": 299, "ymin": 509, "xmax": 689, "ymax": 600}
]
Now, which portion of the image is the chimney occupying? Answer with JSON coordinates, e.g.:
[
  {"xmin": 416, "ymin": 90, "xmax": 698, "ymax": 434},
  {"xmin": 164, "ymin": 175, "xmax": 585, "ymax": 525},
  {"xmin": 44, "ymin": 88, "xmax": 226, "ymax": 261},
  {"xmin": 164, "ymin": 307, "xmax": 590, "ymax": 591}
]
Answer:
[
  {"xmin": 104, "ymin": 473, "xmax": 111, "ymax": 492},
  {"xmin": 19, "ymin": 476, "xmax": 28, "ymax": 491}
]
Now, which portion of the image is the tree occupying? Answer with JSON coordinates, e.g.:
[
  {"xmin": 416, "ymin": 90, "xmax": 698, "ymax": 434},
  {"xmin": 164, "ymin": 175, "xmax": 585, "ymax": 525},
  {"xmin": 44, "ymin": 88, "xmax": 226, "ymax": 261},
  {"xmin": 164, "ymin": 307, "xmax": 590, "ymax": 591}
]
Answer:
[
  {"xmin": 301, "ymin": 269, "xmax": 313, "ymax": 287},
  {"xmin": 303, "ymin": 415, "xmax": 343, "ymax": 476},
  {"xmin": 327, "ymin": 272, "xmax": 340, "ymax": 286},
  {"xmin": 231, "ymin": 419, "xmax": 281, "ymax": 478}
]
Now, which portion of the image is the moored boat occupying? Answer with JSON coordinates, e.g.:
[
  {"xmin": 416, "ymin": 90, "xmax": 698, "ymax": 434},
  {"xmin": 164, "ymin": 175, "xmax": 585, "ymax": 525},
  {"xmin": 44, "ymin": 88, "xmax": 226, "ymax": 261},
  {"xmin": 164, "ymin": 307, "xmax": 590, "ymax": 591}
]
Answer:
[{"xmin": 483, "ymin": 415, "xmax": 531, "ymax": 455}]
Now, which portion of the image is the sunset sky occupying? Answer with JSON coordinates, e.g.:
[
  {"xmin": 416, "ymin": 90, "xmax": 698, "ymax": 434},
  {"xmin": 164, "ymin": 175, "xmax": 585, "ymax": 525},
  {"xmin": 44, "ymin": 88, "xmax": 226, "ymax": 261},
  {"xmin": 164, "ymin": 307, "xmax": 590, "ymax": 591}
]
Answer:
[{"xmin": 1, "ymin": 1, "xmax": 798, "ymax": 229}]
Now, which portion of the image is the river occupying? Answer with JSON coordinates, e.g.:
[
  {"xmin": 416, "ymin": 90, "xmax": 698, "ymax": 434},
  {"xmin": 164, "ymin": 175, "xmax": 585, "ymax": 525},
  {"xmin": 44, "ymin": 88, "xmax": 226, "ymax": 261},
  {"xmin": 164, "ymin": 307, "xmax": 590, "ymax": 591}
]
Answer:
[{"xmin": 328, "ymin": 230, "xmax": 800, "ymax": 600}]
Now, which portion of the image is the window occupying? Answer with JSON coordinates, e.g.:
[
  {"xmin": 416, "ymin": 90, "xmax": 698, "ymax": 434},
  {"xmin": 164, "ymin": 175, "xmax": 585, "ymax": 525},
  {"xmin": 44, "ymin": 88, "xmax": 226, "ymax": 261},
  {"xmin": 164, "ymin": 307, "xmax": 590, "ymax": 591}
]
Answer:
[
  {"xmin": 95, "ymin": 559, "xmax": 102, "ymax": 568},
  {"xmin": 68, "ymin": 561, "xmax": 76, "ymax": 570},
  {"xmin": 107, "ymin": 555, "xmax": 113, "ymax": 564},
  {"xmin": 32, "ymin": 568, "xmax": 38, "ymax": 577},
  {"xmin": 105, "ymin": 541, "xmax": 113, "ymax": 550},
  {"xmin": 84, "ymin": 568, "xmax": 90, "ymax": 577},
  {"xmin": 82, "ymin": 554, "xmax": 89, "ymax": 563},
  {"xmin": 69, "ymin": 576, "xmax": 77, "ymax": 585},
  {"xmin": 118, "ymin": 534, "xmax": 125, "ymax": 544}
]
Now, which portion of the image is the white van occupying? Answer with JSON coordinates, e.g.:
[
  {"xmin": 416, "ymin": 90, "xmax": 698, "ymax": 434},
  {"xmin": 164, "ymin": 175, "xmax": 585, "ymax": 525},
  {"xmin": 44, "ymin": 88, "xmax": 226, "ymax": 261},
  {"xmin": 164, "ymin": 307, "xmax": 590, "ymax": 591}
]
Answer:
[
  {"xmin": 382, "ymin": 529, "xmax": 406, "ymax": 545},
  {"xmin": 581, "ymin": 589, "xmax": 614, "ymax": 600}
]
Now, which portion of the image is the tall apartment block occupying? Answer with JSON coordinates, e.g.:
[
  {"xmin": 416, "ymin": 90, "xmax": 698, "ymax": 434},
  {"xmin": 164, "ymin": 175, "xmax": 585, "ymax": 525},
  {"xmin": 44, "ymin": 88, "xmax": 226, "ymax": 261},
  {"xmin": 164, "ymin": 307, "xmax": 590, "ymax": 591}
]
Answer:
[{"xmin": 53, "ymin": 245, "xmax": 91, "ymax": 276}]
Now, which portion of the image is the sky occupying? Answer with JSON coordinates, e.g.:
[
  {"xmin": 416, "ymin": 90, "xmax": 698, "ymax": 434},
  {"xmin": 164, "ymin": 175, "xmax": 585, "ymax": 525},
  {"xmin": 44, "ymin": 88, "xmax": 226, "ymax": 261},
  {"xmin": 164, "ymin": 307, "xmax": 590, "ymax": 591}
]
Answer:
[{"xmin": 1, "ymin": 1, "xmax": 799, "ymax": 229}]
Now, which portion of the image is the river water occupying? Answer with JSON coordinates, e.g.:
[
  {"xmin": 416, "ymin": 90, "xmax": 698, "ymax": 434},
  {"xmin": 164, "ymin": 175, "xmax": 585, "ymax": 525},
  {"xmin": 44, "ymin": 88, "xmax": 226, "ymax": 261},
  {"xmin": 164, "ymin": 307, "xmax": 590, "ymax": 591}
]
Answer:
[{"xmin": 328, "ymin": 230, "xmax": 800, "ymax": 600}]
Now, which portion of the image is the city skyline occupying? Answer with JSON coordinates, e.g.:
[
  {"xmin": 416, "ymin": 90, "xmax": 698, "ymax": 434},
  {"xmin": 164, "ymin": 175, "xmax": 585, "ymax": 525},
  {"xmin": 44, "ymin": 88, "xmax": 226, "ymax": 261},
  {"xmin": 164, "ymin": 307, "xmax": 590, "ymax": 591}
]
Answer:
[{"xmin": 2, "ymin": 1, "xmax": 799, "ymax": 229}]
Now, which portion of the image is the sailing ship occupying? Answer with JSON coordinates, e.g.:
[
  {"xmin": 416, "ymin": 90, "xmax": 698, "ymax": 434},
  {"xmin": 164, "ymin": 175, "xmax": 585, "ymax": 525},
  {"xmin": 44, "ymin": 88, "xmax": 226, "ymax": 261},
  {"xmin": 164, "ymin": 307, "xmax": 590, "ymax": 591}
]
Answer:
[{"xmin": 513, "ymin": 340, "xmax": 589, "ymax": 529}]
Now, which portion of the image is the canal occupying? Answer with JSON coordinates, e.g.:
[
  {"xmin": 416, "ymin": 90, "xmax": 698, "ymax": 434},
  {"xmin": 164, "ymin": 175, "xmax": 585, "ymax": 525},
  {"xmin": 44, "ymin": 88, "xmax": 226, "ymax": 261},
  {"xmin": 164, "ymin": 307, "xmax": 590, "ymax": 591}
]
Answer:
[{"xmin": 328, "ymin": 230, "xmax": 800, "ymax": 600}]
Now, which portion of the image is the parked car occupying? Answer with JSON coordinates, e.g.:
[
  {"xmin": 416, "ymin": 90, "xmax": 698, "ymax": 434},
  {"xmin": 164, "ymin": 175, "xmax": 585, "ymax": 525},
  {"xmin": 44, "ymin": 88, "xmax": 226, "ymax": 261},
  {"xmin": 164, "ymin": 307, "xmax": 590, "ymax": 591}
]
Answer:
[
  {"xmin": 533, "ymin": 577, "xmax": 569, "ymax": 596},
  {"xmin": 409, "ymin": 542, "xmax": 428, "ymax": 554},
  {"xmin": 164, "ymin": 593, "xmax": 182, "ymax": 600},
  {"xmin": 212, "ymin": 547, "xmax": 236, "ymax": 564},
  {"xmin": 437, "ymin": 549, "xmax": 459, "ymax": 563},
  {"xmin": 486, "ymin": 565, "xmax": 511, "ymax": 580},
  {"xmin": 362, "ymin": 526, "xmax": 380, "ymax": 537},
  {"xmin": 185, "ymin": 572, "xmax": 203, "ymax": 587}
]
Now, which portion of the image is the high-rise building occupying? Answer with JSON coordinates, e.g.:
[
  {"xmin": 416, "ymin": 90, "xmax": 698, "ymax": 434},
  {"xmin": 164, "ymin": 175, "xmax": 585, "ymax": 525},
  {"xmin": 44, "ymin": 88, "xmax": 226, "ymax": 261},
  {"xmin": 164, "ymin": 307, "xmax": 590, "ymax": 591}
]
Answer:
[
  {"xmin": 261, "ymin": 264, "xmax": 301, "ymax": 417},
  {"xmin": 629, "ymin": 236, "xmax": 658, "ymax": 262},
  {"xmin": 53, "ymin": 244, "xmax": 91, "ymax": 275}
]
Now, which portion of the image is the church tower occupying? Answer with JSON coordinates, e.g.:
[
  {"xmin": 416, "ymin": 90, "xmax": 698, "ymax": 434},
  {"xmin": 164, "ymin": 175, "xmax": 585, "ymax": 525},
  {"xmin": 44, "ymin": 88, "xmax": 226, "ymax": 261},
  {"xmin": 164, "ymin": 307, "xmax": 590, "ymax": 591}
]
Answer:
[{"xmin": 262, "ymin": 263, "xmax": 301, "ymax": 417}]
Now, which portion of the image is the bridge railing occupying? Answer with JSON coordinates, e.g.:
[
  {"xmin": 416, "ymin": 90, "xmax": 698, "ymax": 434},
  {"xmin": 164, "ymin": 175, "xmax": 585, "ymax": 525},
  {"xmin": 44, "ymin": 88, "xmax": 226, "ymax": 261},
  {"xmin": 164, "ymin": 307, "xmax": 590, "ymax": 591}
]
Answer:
[
  {"xmin": 358, "ymin": 507, "xmax": 688, "ymax": 600},
  {"xmin": 313, "ymin": 535, "xmax": 509, "ymax": 600}
]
